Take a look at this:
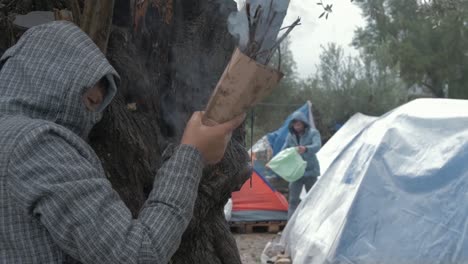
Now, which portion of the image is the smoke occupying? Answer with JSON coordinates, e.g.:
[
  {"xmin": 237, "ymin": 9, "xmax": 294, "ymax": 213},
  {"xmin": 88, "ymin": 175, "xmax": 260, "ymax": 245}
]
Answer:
[
  {"xmin": 228, "ymin": 11, "xmax": 249, "ymax": 51},
  {"xmin": 227, "ymin": 0, "xmax": 291, "ymax": 64}
]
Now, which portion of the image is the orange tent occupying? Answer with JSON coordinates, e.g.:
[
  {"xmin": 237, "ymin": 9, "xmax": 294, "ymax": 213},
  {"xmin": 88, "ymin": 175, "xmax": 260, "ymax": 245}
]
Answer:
[{"xmin": 231, "ymin": 170, "xmax": 288, "ymax": 222}]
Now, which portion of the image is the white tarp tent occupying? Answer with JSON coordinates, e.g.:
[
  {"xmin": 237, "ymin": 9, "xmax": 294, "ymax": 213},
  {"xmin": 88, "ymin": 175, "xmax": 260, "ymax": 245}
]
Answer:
[
  {"xmin": 315, "ymin": 113, "xmax": 378, "ymax": 174},
  {"xmin": 282, "ymin": 99, "xmax": 468, "ymax": 264},
  {"xmin": 300, "ymin": 113, "xmax": 378, "ymax": 199}
]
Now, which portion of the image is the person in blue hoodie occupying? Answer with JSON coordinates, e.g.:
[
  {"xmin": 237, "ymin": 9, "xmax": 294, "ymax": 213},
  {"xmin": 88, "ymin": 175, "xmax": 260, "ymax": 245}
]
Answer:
[{"xmin": 282, "ymin": 111, "xmax": 322, "ymax": 219}]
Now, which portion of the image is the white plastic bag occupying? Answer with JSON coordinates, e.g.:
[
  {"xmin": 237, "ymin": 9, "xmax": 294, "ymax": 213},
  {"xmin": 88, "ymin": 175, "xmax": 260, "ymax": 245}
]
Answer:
[
  {"xmin": 224, "ymin": 198, "xmax": 232, "ymax": 221},
  {"xmin": 267, "ymin": 147, "xmax": 306, "ymax": 182},
  {"xmin": 249, "ymin": 136, "xmax": 273, "ymax": 162},
  {"xmin": 261, "ymin": 233, "xmax": 287, "ymax": 264}
]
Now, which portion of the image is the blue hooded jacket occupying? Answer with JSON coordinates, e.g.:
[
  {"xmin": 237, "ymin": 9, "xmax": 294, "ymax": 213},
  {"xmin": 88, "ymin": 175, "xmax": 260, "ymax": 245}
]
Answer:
[{"xmin": 282, "ymin": 112, "xmax": 321, "ymax": 177}]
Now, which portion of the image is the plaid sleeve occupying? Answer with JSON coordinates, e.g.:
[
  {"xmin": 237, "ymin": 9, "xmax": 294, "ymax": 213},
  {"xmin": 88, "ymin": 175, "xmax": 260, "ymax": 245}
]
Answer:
[{"xmin": 7, "ymin": 126, "xmax": 204, "ymax": 264}]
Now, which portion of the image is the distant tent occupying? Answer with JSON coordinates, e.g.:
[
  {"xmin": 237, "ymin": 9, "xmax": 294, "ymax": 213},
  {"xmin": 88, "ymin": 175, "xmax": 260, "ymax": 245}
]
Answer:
[{"xmin": 231, "ymin": 170, "xmax": 288, "ymax": 222}]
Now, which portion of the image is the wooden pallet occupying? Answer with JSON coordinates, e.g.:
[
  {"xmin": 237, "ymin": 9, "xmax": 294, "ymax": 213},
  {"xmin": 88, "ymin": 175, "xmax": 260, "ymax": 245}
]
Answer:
[{"xmin": 229, "ymin": 221, "xmax": 286, "ymax": 234}]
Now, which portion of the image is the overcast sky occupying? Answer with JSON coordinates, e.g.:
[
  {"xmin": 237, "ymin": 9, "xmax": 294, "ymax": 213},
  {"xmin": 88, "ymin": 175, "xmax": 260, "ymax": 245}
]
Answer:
[
  {"xmin": 233, "ymin": 0, "xmax": 366, "ymax": 78},
  {"xmin": 284, "ymin": 0, "xmax": 365, "ymax": 78}
]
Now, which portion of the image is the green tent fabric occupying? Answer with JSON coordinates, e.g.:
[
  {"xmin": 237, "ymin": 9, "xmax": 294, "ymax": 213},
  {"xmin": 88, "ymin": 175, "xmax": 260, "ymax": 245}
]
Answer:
[{"xmin": 267, "ymin": 147, "xmax": 306, "ymax": 182}]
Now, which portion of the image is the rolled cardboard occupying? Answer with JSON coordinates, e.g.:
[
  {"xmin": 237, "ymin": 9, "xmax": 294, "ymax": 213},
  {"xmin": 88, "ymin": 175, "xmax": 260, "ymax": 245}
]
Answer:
[{"xmin": 203, "ymin": 48, "xmax": 283, "ymax": 125}]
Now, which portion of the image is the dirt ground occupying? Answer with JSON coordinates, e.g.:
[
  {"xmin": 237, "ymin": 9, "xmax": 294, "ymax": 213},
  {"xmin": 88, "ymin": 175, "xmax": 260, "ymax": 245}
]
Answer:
[{"xmin": 234, "ymin": 233, "xmax": 277, "ymax": 264}]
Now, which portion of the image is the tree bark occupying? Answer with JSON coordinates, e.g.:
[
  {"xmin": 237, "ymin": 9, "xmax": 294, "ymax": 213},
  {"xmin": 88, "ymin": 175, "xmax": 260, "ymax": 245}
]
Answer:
[
  {"xmin": 89, "ymin": 0, "xmax": 250, "ymax": 263},
  {"xmin": 81, "ymin": 0, "xmax": 114, "ymax": 53},
  {"xmin": 0, "ymin": 0, "xmax": 250, "ymax": 263}
]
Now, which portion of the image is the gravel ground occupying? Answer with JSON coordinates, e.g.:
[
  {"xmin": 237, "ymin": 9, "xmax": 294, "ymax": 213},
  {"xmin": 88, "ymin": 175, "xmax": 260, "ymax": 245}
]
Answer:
[{"xmin": 234, "ymin": 233, "xmax": 277, "ymax": 264}]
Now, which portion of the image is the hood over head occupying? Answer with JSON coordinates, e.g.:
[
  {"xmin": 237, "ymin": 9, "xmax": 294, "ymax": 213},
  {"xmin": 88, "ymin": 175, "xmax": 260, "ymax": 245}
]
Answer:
[
  {"xmin": 289, "ymin": 111, "xmax": 310, "ymax": 133},
  {"xmin": 0, "ymin": 21, "xmax": 119, "ymax": 139}
]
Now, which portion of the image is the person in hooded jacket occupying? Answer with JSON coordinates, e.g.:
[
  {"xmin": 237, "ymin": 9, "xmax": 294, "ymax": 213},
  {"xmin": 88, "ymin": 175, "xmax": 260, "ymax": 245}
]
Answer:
[
  {"xmin": 0, "ymin": 21, "xmax": 245, "ymax": 264},
  {"xmin": 282, "ymin": 111, "xmax": 321, "ymax": 219}
]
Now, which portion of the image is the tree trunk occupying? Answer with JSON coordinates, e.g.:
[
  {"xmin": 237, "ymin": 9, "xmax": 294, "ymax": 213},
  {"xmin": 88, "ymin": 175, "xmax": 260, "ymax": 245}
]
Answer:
[
  {"xmin": 80, "ymin": 0, "xmax": 114, "ymax": 53},
  {"xmin": 0, "ymin": 0, "xmax": 250, "ymax": 263},
  {"xmin": 93, "ymin": 0, "xmax": 250, "ymax": 263},
  {"xmin": 92, "ymin": 0, "xmax": 251, "ymax": 263}
]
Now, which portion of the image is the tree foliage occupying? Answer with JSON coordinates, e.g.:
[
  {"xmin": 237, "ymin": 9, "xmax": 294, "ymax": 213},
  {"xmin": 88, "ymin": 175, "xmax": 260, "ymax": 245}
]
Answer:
[
  {"xmin": 249, "ymin": 41, "xmax": 407, "ymax": 145},
  {"xmin": 299, "ymin": 43, "xmax": 407, "ymax": 133},
  {"xmin": 353, "ymin": 0, "xmax": 468, "ymax": 98}
]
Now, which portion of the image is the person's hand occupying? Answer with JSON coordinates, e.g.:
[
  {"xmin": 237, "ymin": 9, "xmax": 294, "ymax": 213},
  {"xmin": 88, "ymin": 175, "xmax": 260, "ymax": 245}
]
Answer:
[
  {"xmin": 181, "ymin": 112, "xmax": 246, "ymax": 165},
  {"xmin": 297, "ymin": 146, "xmax": 307, "ymax": 154}
]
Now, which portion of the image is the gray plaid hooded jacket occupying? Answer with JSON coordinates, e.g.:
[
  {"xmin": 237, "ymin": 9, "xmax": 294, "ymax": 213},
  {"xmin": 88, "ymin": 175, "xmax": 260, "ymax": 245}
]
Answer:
[{"xmin": 0, "ymin": 21, "xmax": 203, "ymax": 263}]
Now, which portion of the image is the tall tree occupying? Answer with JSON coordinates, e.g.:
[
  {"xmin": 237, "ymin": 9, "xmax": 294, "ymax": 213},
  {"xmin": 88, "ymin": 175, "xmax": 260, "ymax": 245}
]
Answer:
[
  {"xmin": 299, "ymin": 43, "xmax": 407, "ymax": 130},
  {"xmin": 353, "ymin": 0, "xmax": 468, "ymax": 99},
  {"xmin": 0, "ymin": 0, "xmax": 250, "ymax": 263}
]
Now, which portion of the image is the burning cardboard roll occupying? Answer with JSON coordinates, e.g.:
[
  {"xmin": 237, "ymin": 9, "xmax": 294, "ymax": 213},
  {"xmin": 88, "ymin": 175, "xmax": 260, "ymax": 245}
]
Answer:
[{"xmin": 203, "ymin": 48, "xmax": 283, "ymax": 126}]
